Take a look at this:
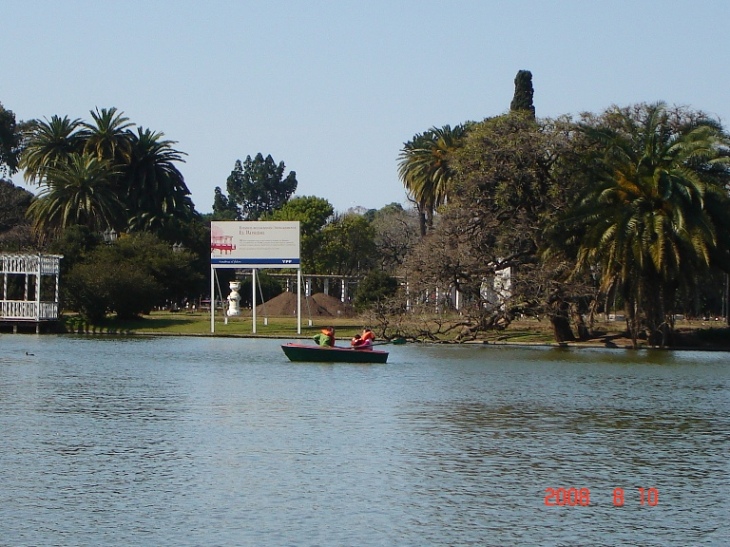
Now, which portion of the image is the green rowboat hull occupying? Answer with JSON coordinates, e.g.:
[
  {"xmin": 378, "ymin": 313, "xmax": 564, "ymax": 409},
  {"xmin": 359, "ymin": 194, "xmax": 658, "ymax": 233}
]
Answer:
[{"xmin": 282, "ymin": 343, "xmax": 388, "ymax": 363}]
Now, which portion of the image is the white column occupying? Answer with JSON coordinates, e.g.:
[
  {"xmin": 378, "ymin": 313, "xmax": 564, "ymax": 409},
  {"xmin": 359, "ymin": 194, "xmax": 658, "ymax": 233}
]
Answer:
[
  {"xmin": 297, "ymin": 269, "xmax": 302, "ymax": 334},
  {"xmin": 35, "ymin": 256, "xmax": 41, "ymax": 320},
  {"xmin": 210, "ymin": 267, "xmax": 215, "ymax": 333},
  {"xmin": 55, "ymin": 268, "xmax": 60, "ymax": 320},
  {"xmin": 252, "ymin": 269, "xmax": 257, "ymax": 334}
]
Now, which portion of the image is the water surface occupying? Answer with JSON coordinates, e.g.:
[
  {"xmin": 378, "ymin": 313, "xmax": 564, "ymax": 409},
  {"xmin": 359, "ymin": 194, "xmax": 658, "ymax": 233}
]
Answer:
[{"xmin": 0, "ymin": 335, "xmax": 727, "ymax": 546}]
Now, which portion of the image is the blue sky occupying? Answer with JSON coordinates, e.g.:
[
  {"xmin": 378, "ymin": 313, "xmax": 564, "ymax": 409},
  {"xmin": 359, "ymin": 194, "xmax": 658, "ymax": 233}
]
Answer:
[{"xmin": 3, "ymin": 1, "xmax": 729, "ymax": 214}]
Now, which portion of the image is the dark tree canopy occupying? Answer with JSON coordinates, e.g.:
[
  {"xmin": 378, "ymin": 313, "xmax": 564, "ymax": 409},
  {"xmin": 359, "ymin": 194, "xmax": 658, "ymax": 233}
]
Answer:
[
  {"xmin": 510, "ymin": 70, "xmax": 535, "ymax": 120},
  {"xmin": 62, "ymin": 232, "xmax": 202, "ymax": 321},
  {"xmin": 0, "ymin": 179, "xmax": 34, "ymax": 250},
  {"xmin": 0, "ymin": 179, "xmax": 33, "ymax": 232},
  {"xmin": 225, "ymin": 153, "xmax": 298, "ymax": 220},
  {"xmin": 212, "ymin": 186, "xmax": 238, "ymax": 220},
  {"xmin": 0, "ymin": 102, "xmax": 22, "ymax": 176},
  {"xmin": 353, "ymin": 270, "xmax": 399, "ymax": 312}
]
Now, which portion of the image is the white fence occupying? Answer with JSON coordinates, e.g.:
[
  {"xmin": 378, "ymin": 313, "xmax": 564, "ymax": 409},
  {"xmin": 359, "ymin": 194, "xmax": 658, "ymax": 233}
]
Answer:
[{"xmin": 0, "ymin": 300, "xmax": 60, "ymax": 321}]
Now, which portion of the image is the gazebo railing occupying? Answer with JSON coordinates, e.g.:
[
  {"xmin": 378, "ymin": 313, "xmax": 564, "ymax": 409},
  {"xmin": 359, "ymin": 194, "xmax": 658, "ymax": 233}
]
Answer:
[{"xmin": 0, "ymin": 300, "xmax": 60, "ymax": 321}]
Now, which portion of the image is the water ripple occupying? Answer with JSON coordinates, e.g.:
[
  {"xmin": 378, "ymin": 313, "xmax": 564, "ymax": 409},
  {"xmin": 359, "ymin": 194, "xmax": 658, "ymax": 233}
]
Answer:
[{"xmin": 0, "ymin": 335, "xmax": 727, "ymax": 545}]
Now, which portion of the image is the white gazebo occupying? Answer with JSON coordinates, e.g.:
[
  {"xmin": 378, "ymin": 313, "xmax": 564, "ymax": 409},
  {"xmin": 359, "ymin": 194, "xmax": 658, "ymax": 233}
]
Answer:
[{"xmin": 0, "ymin": 253, "xmax": 63, "ymax": 333}]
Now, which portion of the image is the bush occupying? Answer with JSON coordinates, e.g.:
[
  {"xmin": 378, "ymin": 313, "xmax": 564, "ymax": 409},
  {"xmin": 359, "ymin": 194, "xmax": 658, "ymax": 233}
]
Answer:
[
  {"xmin": 106, "ymin": 263, "xmax": 161, "ymax": 319},
  {"xmin": 61, "ymin": 232, "xmax": 203, "ymax": 320},
  {"xmin": 64, "ymin": 260, "xmax": 161, "ymax": 321},
  {"xmin": 63, "ymin": 262, "xmax": 113, "ymax": 322},
  {"xmin": 353, "ymin": 270, "xmax": 399, "ymax": 312}
]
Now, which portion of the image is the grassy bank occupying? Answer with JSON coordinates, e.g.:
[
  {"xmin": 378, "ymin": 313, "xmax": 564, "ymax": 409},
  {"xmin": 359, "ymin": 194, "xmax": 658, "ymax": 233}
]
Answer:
[
  {"xmin": 61, "ymin": 311, "xmax": 367, "ymax": 339},
  {"xmin": 61, "ymin": 311, "xmax": 561, "ymax": 342},
  {"xmin": 59, "ymin": 311, "xmax": 730, "ymax": 350},
  {"xmin": 60, "ymin": 311, "xmax": 557, "ymax": 343}
]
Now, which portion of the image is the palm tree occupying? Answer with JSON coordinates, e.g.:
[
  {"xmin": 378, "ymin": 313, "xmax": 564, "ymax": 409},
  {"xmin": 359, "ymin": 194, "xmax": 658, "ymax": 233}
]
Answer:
[
  {"xmin": 568, "ymin": 102, "xmax": 730, "ymax": 346},
  {"xmin": 398, "ymin": 124, "xmax": 469, "ymax": 236},
  {"xmin": 26, "ymin": 152, "xmax": 124, "ymax": 241},
  {"xmin": 20, "ymin": 115, "xmax": 83, "ymax": 184},
  {"xmin": 80, "ymin": 107, "xmax": 134, "ymax": 164},
  {"xmin": 124, "ymin": 127, "xmax": 194, "ymax": 232}
]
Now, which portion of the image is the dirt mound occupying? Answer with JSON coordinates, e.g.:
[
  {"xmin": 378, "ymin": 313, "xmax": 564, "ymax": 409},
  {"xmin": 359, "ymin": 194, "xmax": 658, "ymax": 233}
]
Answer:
[{"xmin": 256, "ymin": 291, "xmax": 354, "ymax": 317}]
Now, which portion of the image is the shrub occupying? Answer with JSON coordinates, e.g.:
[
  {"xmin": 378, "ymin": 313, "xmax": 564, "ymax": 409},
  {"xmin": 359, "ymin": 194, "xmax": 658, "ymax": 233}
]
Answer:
[
  {"xmin": 64, "ymin": 255, "xmax": 161, "ymax": 322},
  {"xmin": 353, "ymin": 270, "xmax": 399, "ymax": 312}
]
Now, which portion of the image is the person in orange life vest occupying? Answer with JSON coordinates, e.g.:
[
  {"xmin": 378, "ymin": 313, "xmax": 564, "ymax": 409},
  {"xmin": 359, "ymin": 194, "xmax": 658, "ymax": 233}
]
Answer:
[
  {"xmin": 322, "ymin": 326, "xmax": 336, "ymax": 346},
  {"xmin": 352, "ymin": 328, "xmax": 375, "ymax": 349},
  {"xmin": 313, "ymin": 326, "xmax": 335, "ymax": 347}
]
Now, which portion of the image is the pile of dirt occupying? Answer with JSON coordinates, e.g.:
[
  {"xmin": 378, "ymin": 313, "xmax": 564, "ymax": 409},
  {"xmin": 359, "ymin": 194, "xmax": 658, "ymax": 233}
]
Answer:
[{"xmin": 256, "ymin": 291, "xmax": 354, "ymax": 318}]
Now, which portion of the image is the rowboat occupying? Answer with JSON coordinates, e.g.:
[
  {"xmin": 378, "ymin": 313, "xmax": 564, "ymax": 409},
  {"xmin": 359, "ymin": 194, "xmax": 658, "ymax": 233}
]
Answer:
[{"xmin": 281, "ymin": 343, "xmax": 389, "ymax": 363}]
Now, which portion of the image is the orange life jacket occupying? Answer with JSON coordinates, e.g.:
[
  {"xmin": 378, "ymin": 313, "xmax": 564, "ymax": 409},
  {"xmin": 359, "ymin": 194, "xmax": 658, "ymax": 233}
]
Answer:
[{"xmin": 321, "ymin": 328, "xmax": 335, "ymax": 346}]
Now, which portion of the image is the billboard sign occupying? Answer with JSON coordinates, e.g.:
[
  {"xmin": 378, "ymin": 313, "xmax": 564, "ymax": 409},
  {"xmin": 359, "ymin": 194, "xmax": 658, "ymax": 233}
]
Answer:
[{"xmin": 210, "ymin": 221, "xmax": 300, "ymax": 268}]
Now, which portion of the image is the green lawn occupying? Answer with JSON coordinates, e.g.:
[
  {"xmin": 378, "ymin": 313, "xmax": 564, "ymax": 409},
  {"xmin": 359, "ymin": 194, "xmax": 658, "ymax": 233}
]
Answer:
[
  {"xmin": 59, "ymin": 311, "xmax": 730, "ymax": 350},
  {"xmin": 61, "ymin": 311, "xmax": 367, "ymax": 339}
]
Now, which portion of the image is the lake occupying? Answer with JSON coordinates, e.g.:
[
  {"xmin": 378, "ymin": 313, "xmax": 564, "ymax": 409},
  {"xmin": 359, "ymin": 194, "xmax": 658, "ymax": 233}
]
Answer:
[{"xmin": 0, "ymin": 334, "xmax": 727, "ymax": 546}]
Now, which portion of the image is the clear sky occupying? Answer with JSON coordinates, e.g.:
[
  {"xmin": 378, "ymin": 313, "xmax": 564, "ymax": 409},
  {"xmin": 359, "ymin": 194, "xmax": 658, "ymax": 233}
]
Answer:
[{"xmin": 3, "ymin": 0, "xmax": 729, "ymax": 214}]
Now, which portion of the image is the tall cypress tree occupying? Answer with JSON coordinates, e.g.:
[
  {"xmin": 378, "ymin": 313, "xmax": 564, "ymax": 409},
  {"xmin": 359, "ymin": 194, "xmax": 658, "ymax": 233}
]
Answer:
[{"xmin": 510, "ymin": 70, "xmax": 535, "ymax": 120}]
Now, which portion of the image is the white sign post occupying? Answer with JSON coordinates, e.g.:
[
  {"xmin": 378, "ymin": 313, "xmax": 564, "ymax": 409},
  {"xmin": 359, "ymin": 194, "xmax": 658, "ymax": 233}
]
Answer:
[{"xmin": 210, "ymin": 221, "xmax": 301, "ymax": 334}]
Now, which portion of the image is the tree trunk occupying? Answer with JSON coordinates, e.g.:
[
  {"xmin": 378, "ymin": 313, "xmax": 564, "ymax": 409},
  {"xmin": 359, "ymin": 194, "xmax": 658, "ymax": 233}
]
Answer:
[
  {"xmin": 418, "ymin": 211, "xmax": 427, "ymax": 237},
  {"xmin": 571, "ymin": 303, "xmax": 589, "ymax": 341},
  {"xmin": 725, "ymin": 274, "xmax": 730, "ymax": 326},
  {"xmin": 550, "ymin": 315, "xmax": 575, "ymax": 343},
  {"xmin": 625, "ymin": 300, "xmax": 639, "ymax": 349}
]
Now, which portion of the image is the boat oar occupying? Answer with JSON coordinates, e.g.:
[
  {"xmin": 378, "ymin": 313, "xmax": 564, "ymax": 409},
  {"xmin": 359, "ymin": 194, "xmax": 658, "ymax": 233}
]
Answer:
[{"xmin": 372, "ymin": 337, "xmax": 406, "ymax": 347}]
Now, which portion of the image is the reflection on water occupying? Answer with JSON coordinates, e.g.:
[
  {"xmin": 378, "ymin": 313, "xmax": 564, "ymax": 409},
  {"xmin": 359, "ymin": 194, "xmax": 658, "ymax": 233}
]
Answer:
[{"xmin": 0, "ymin": 335, "xmax": 727, "ymax": 546}]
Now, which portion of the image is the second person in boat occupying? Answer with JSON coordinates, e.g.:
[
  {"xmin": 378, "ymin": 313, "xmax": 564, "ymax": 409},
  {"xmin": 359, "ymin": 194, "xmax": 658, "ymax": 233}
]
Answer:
[{"xmin": 351, "ymin": 328, "xmax": 375, "ymax": 349}]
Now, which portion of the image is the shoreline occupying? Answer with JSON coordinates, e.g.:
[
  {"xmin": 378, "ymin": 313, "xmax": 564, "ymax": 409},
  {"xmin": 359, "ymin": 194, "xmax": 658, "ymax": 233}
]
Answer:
[
  {"xmin": 22, "ymin": 328, "xmax": 730, "ymax": 353},
  {"xmin": 6, "ymin": 312, "xmax": 730, "ymax": 353}
]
